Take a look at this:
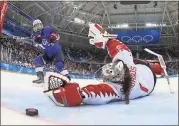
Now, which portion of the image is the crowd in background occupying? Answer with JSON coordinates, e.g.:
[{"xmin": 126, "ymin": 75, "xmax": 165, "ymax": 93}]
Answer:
[
  {"xmin": 0, "ymin": 38, "xmax": 98, "ymax": 75},
  {"xmin": 1, "ymin": 38, "xmax": 178, "ymax": 75},
  {"xmin": 1, "ymin": 38, "xmax": 39, "ymax": 68}
]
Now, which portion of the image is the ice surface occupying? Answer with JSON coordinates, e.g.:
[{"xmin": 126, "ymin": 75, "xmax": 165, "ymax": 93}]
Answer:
[{"xmin": 1, "ymin": 71, "xmax": 178, "ymax": 125}]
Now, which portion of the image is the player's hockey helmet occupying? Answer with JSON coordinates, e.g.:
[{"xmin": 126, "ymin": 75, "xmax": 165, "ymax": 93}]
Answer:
[{"xmin": 33, "ymin": 19, "xmax": 43, "ymax": 32}]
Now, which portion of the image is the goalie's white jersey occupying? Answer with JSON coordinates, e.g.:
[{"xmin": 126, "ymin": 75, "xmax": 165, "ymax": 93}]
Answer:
[
  {"xmin": 111, "ymin": 64, "xmax": 155, "ymax": 100},
  {"xmin": 44, "ymin": 39, "xmax": 156, "ymax": 106},
  {"xmin": 108, "ymin": 39, "xmax": 155, "ymax": 98},
  {"xmin": 83, "ymin": 39, "xmax": 156, "ymax": 105},
  {"xmin": 82, "ymin": 63, "xmax": 155, "ymax": 105}
]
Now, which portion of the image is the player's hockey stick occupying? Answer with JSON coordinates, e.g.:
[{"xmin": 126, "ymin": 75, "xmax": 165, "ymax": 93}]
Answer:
[
  {"xmin": 1, "ymin": 35, "xmax": 31, "ymax": 40},
  {"xmin": 144, "ymin": 48, "xmax": 174, "ymax": 94}
]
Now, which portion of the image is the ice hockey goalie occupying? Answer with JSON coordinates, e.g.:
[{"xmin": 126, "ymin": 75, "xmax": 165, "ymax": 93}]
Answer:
[{"xmin": 43, "ymin": 23, "xmax": 164, "ymax": 107}]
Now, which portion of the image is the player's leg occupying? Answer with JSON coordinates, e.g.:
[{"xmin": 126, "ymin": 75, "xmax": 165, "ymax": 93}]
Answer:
[
  {"xmin": 135, "ymin": 59, "xmax": 157, "ymax": 95},
  {"xmin": 53, "ymin": 51, "xmax": 70, "ymax": 80},
  {"xmin": 33, "ymin": 53, "xmax": 48, "ymax": 84},
  {"xmin": 134, "ymin": 58, "xmax": 164, "ymax": 75},
  {"xmin": 150, "ymin": 62, "xmax": 164, "ymax": 75},
  {"xmin": 43, "ymin": 73, "xmax": 120, "ymax": 106}
]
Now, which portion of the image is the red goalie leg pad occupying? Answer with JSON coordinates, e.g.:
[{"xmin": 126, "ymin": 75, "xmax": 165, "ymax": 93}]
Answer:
[
  {"xmin": 52, "ymin": 83, "xmax": 83, "ymax": 106},
  {"xmin": 133, "ymin": 58, "xmax": 164, "ymax": 75},
  {"xmin": 81, "ymin": 84, "xmax": 118, "ymax": 97},
  {"xmin": 150, "ymin": 63, "xmax": 164, "ymax": 75}
]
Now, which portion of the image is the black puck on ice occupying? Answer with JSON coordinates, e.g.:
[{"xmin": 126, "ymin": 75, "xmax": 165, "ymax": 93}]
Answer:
[{"xmin": 26, "ymin": 108, "xmax": 38, "ymax": 116}]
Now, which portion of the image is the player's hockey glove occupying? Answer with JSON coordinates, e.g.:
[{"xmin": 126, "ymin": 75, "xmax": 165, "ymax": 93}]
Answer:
[
  {"xmin": 31, "ymin": 33, "xmax": 42, "ymax": 44},
  {"xmin": 49, "ymin": 33, "xmax": 60, "ymax": 43}
]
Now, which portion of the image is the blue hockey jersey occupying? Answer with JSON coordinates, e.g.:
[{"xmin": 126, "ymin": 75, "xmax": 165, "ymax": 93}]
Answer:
[{"xmin": 32, "ymin": 26, "xmax": 61, "ymax": 57}]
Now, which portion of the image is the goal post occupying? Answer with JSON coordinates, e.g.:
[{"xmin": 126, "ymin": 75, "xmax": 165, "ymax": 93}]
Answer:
[
  {"xmin": 0, "ymin": 0, "xmax": 8, "ymax": 36},
  {"xmin": 144, "ymin": 48, "xmax": 174, "ymax": 94}
]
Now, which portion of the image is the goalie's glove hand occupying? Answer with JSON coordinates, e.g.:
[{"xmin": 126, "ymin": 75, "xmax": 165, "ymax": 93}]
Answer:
[{"xmin": 43, "ymin": 72, "xmax": 70, "ymax": 93}]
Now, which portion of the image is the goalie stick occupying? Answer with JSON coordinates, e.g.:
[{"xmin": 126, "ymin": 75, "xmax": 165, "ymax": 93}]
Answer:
[{"xmin": 144, "ymin": 48, "xmax": 174, "ymax": 94}]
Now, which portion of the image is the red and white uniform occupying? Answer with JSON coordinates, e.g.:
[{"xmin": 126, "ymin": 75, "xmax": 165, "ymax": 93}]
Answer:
[
  {"xmin": 43, "ymin": 23, "xmax": 163, "ymax": 107},
  {"xmin": 81, "ymin": 39, "xmax": 155, "ymax": 105}
]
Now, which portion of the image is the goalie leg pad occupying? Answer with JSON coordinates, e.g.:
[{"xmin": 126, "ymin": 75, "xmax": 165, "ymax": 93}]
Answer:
[
  {"xmin": 150, "ymin": 63, "xmax": 164, "ymax": 75},
  {"xmin": 44, "ymin": 83, "xmax": 83, "ymax": 107}
]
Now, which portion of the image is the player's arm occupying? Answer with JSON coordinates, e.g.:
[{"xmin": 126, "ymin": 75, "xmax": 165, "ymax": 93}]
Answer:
[
  {"xmin": 43, "ymin": 26, "xmax": 60, "ymax": 43},
  {"xmin": 31, "ymin": 32, "xmax": 42, "ymax": 44},
  {"xmin": 106, "ymin": 39, "xmax": 135, "ymax": 68},
  {"xmin": 88, "ymin": 23, "xmax": 135, "ymax": 68},
  {"xmin": 49, "ymin": 33, "xmax": 60, "ymax": 43}
]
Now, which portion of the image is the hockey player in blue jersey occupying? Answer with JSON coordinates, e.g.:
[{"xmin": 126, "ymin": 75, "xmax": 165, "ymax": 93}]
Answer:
[{"xmin": 31, "ymin": 19, "xmax": 70, "ymax": 84}]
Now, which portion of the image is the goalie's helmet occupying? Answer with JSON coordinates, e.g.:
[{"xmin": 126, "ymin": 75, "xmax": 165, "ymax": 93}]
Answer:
[
  {"xmin": 88, "ymin": 23, "xmax": 118, "ymax": 49},
  {"xmin": 101, "ymin": 61, "xmax": 125, "ymax": 83},
  {"xmin": 33, "ymin": 19, "xmax": 43, "ymax": 32},
  {"xmin": 101, "ymin": 61, "xmax": 131, "ymax": 104}
]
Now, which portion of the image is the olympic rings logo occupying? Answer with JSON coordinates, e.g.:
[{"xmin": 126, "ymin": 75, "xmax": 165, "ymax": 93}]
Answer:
[{"xmin": 121, "ymin": 35, "xmax": 154, "ymax": 43}]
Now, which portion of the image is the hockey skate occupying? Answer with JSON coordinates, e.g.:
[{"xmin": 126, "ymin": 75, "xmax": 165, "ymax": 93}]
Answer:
[{"xmin": 32, "ymin": 71, "xmax": 44, "ymax": 84}]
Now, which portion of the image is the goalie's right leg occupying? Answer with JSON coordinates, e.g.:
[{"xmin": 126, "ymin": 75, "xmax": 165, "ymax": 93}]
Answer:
[
  {"xmin": 43, "ymin": 72, "xmax": 120, "ymax": 106},
  {"xmin": 150, "ymin": 62, "xmax": 164, "ymax": 75}
]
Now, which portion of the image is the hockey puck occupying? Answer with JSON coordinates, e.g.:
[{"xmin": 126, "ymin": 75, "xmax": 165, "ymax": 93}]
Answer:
[{"xmin": 26, "ymin": 108, "xmax": 38, "ymax": 116}]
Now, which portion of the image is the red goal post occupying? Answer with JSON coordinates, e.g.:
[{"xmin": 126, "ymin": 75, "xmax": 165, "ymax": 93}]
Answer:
[{"xmin": 0, "ymin": 0, "xmax": 8, "ymax": 36}]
